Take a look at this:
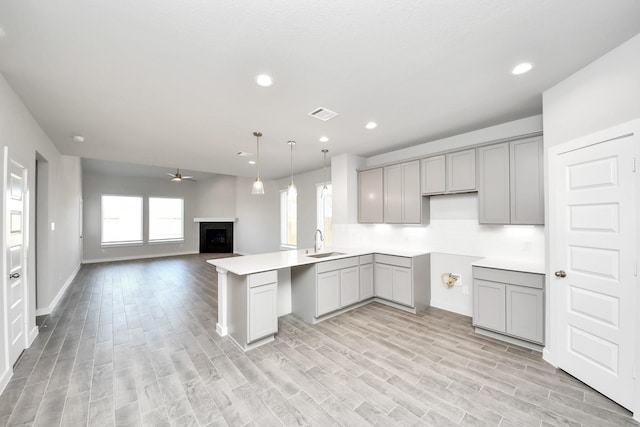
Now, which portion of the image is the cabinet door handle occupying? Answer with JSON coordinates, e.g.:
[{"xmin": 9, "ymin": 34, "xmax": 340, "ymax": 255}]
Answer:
[
  {"xmin": 554, "ymin": 270, "xmax": 566, "ymax": 278},
  {"xmin": 9, "ymin": 272, "xmax": 20, "ymax": 279}
]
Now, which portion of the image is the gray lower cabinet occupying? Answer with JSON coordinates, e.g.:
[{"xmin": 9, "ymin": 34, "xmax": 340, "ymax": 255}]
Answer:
[
  {"xmin": 340, "ymin": 267, "xmax": 360, "ymax": 307},
  {"xmin": 316, "ymin": 270, "xmax": 340, "ymax": 316},
  {"xmin": 292, "ymin": 256, "xmax": 361, "ymax": 322},
  {"xmin": 472, "ymin": 266, "xmax": 544, "ymax": 345},
  {"xmin": 373, "ymin": 263, "xmax": 393, "ymax": 300},
  {"xmin": 373, "ymin": 254, "xmax": 430, "ymax": 311},
  {"xmin": 248, "ymin": 281, "xmax": 278, "ymax": 343},
  {"xmin": 359, "ymin": 255, "xmax": 374, "ymax": 300},
  {"xmin": 478, "ymin": 137, "xmax": 543, "ymax": 225},
  {"xmin": 228, "ymin": 270, "xmax": 278, "ymax": 350}
]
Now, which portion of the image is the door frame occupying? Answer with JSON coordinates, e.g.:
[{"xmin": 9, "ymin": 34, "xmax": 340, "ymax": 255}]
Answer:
[
  {"xmin": 546, "ymin": 119, "xmax": 640, "ymax": 418},
  {"xmin": 3, "ymin": 148, "xmax": 31, "ymax": 367}
]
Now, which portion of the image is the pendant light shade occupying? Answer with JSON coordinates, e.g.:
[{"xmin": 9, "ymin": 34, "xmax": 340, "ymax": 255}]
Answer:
[
  {"xmin": 251, "ymin": 131, "xmax": 265, "ymax": 195},
  {"xmin": 287, "ymin": 140, "xmax": 297, "ymax": 197},
  {"xmin": 321, "ymin": 149, "xmax": 330, "ymax": 198}
]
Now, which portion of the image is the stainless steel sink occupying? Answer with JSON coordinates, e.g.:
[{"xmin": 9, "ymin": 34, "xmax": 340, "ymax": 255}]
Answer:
[{"xmin": 306, "ymin": 252, "xmax": 346, "ymax": 259}]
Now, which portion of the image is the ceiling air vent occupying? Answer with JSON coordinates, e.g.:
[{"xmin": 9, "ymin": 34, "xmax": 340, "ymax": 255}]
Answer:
[
  {"xmin": 236, "ymin": 151, "xmax": 252, "ymax": 157},
  {"xmin": 308, "ymin": 107, "xmax": 339, "ymax": 121}
]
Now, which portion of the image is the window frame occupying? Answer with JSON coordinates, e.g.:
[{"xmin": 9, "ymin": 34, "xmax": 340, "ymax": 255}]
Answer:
[
  {"xmin": 101, "ymin": 194, "xmax": 144, "ymax": 247},
  {"xmin": 280, "ymin": 189, "xmax": 297, "ymax": 249},
  {"xmin": 148, "ymin": 196, "xmax": 185, "ymax": 244}
]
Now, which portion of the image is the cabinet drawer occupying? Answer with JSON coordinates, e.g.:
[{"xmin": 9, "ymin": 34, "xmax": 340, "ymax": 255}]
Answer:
[
  {"xmin": 473, "ymin": 266, "xmax": 543, "ymax": 289},
  {"xmin": 316, "ymin": 256, "xmax": 359, "ymax": 274},
  {"xmin": 374, "ymin": 254, "xmax": 411, "ymax": 268},
  {"xmin": 248, "ymin": 270, "xmax": 278, "ymax": 288},
  {"xmin": 359, "ymin": 254, "xmax": 373, "ymax": 264}
]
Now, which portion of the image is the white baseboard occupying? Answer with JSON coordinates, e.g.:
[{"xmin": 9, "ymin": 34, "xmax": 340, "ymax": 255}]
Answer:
[
  {"xmin": 82, "ymin": 250, "xmax": 199, "ymax": 264},
  {"xmin": 430, "ymin": 300, "xmax": 473, "ymax": 317},
  {"xmin": 542, "ymin": 347, "xmax": 557, "ymax": 367},
  {"xmin": 28, "ymin": 325, "xmax": 38, "ymax": 345},
  {"xmin": 35, "ymin": 264, "xmax": 81, "ymax": 316},
  {"xmin": 0, "ymin": 366, "xmax": 11, "ymax": 395}
]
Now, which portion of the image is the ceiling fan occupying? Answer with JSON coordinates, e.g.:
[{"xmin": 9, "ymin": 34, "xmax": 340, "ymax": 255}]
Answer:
[{"xmin": 168, "ymin": 168, "xmax": 196, "ymax": 182}]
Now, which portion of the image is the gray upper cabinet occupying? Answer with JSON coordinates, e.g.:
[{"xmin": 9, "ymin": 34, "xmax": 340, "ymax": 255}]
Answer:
[
  {"xmin": 421, "ymin": 149, "xmax": 476, "ymax": 195},
  {"xmin": 478, "ymin": 143, "xmax": 510, "ymax": 224},
  {"xmin": 510, "ymin": 138, "xmax": 544, "ymax": 224},
  {"xmin": 478, "ymin": 137, "xmax": 543, "ymax": 225},
  {"xmin": 358, "ymin": 168, "xmax": 384, "ymax": 223},
  {"xmin": 446, "ymin": 149, "xmax": 476, "ymax": 193},
  {"xmin": 383, "ymin": 164, "xmax": 402, "ymax": 223},
  {"xmin": 421, "ymin": 155, "xmax": 445, "ymax": 194},
  {"xmin": 384, "ymin": 160, "xmax": 422, "ymax": 224}
]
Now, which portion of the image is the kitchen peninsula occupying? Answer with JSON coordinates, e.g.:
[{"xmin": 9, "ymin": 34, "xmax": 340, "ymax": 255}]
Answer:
[{"xmin": 208, "ymin": 249, "xmax": 430, "ymax": 351}]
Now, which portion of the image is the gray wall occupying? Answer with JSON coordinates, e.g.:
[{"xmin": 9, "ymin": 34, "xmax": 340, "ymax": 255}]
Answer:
[
  {"xmin": 234, "ymin": 177, "xmax": 280, "ymax": 255},
  {"xmin": 0, "ymin": 72, "xmax": 83, "ymax": 390},
  {"xmin": 543, "ymin": 33, "xmax": 640, "ymax": 147},
  {"xmin": 194, "ymin": 174, "xmax": 237, "ymax": 218},
  {"xmin": 82, "ymin": 171, "xmax": 200, "ymax": 262}
]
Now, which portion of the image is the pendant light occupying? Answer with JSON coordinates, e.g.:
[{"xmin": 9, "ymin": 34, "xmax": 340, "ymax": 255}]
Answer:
[
  {"xmin": 287, "ymin": 140, "xmax": 297, "ymax": 197},
  {"xmin": 251, "ymin": 131, "xmax": 265, "ymax": 195},
  {"xmin": 321, "ymin": 149, "xmax": 330, "ymax": 198}
]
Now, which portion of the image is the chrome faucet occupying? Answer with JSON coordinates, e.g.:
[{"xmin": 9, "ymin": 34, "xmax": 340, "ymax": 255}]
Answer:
[{"xmin": 314, "ymin": 229, "xmax": 324, "ymax": 253}]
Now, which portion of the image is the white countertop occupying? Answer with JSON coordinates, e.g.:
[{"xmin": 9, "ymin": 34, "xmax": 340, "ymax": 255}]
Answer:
[
  {"xmin": 207, "ymin": 247, "xmax": 429, "ymax": 276},
  {"xmin": 471, "ymin": 257, "xmax": 545, "ymax": 275}
]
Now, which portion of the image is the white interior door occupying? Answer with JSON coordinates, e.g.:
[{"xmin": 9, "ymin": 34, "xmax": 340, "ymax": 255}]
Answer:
[
  {"xmin": 551, "ymin": 129, "xmax": 637, "ymax": 410},
  {"xmin": 5, "ymin": 151, "xmax": 28, "ymax": 366}
]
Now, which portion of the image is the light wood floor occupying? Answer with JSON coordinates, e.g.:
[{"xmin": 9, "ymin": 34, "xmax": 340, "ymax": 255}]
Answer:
[{"xmin": 0, "ymin": 254, "xmax": 637, "ymax": 427}]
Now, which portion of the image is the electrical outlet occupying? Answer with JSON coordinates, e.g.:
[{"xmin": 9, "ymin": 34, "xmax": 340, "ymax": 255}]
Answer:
[
  {"xmin": 462, "ymin": 286, "xmax": 469, "ymax": 295},
  {"xmin": 451, "ymin": 273, "xmax": 462, "ymax": 286}
]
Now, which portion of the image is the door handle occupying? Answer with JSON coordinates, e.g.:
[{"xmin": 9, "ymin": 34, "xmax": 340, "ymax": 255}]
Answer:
[
  {"xmin": 554, "ymin": 270, "xmax": 566, "ymax": 278},
  {"xmin": 9, "ymin": 272, "xmax": 20, "ymax": 279}
]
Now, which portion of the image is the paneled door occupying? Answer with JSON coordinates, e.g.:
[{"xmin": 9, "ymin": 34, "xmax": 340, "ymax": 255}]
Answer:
[
  {"xmin": 550, "ymin": 126, "xmax": 638, "ymax": 410},
  {"xmin": 5, "ymin": 149, "xmax": 28, "ymax": 366}
]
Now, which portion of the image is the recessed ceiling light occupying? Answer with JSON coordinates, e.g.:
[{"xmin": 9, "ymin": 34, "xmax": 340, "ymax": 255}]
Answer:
[
  {"xmin": 256, "ymin": 74, "xmax": 273, "ymax": 87},
  {"xmin": 248, "ymin": 160, "xmax": 256, "ymax": 165},
  {"xmin": 319, "ymin": 136, "xmax": 329, "ymax": 142},
  {"xmin": 512, "ymin": 62, "xmax": 533, "ymax": 75},
  {"xmin": 72, "ymin": 135, "xmax": 85, "ymax": 143},
  {"xmin": 365, "ymin": 122, "xmax": 377, "ymax": 130}
]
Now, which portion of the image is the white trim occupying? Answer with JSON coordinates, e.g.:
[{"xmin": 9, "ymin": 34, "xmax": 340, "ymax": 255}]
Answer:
[
  {"xmin": 1, "ymin": 146, "xmax": 9, "ymax": 389},
  {"xmin": 0, "ymin": 366, "xmax": 11, "ymax": 395},
  {"xmin": 82, "ymin": 250, "xmax": 199, "ymax": 264},
  {"xmin": 193, "ymin": 218, "xmax": 237, "ymax": 222},
  {"xmin": 27, "ymin": 325, "xmax": 38, "ymax": 346},
  {"xmin": 35, "ymin": 264, "xmax": 81, "ymax": 316}
]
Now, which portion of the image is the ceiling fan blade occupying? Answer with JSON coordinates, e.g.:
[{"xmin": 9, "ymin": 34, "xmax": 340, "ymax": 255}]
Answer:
[
  {"xmin": 182, "ymin": 175, "xmax": 194, "ymax": 180},
  {"xmin": 183, "ymin": 177, "xmax": 196, "ymax": 182},
  {"xmin": 167, "ymin": 172, "xmax": 176, "ymax": 177}
]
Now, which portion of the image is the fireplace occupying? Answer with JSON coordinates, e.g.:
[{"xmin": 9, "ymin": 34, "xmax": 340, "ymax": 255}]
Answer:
[{"xmin": 199, "ymin": 222, "xmax": 233, "ymax": 253}]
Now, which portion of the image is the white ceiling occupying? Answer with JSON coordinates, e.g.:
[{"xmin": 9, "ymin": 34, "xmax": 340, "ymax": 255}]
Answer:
[{"xmin": 1, "ymin": 1, "xmax": 639, "ymax": 180}]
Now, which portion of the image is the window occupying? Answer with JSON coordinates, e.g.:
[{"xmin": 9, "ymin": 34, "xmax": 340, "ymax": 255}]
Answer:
[
  {"xmin": 316, "ymin": 183, "xmax": 332, "ymax": 247},
  {"xmin": 101, "ymin": 195, "xmax": 143, "ymax": 245},
  {"xmin": 149, "ymin": 197, "xmax": 184, "ymax": 242},
  {"xmin": 280, "ymin": 190, "xmax": 297, "ymax": 247}
]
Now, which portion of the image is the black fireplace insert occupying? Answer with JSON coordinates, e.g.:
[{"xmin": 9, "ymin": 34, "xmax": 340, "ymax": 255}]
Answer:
[{"xmin": 199, "ymin": 222, "xmax": 233, "ymax": 253}]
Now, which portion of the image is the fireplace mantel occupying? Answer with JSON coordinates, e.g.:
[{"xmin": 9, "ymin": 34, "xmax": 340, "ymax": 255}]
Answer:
[{"xmin": 193, "ymin": 218, "xmax": 237, "ymax": 223}]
